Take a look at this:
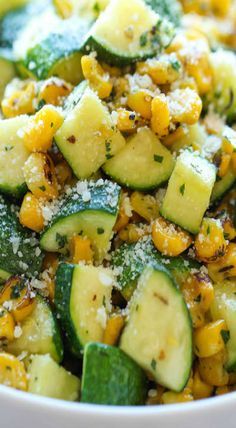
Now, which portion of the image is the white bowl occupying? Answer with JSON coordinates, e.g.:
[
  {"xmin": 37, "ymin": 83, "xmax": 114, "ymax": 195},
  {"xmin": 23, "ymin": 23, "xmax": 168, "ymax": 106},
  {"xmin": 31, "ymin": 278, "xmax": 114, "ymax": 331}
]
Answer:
[{"xmin": 1, "ymin": 385, "xmax": 236, "ymax": 428}]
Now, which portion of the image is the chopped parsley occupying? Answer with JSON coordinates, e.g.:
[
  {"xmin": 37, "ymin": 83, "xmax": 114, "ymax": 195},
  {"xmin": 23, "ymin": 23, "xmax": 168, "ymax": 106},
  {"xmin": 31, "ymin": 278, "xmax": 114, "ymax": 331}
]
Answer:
[
  {"xmin": 56, "ymin": 233, "xmax": 68, "ymax": 249},
  {"xmin": 4, "ymin": 145, "xmax": 13, "ymax": 151},
  {"xmin": 221, "ymin": 329, "xmax": 230, "ymax": 344},
  {"xmin": 140, "ymin": 32, "xmax": 148, "ymax": 47},
  {"xmin": 170, "ymin": 59, "xmax": 181, "ymax": 71},
  {"xmin": 151, "ymin": 358, "xmax": 157, "ymax": 371},
  {"xmin": 39, "ymin": 185, "xmax": 46, "ymax": 192},
  {"xmin": 97, "ymin": 227, "xmax": 105, "ymax": 235},
  {"xmin": 207, "ymin": 225, "xmax": 211, "ymax": 235},
  {"xmin": 154, "ymin": 154, "xmax": 163, "ymax": 163},
  {"xmin": 179, "ymin": 183, "xmax": 185, "ymax": 196},
  {"xmin": 37, "ymin": 99, "xmax": 46, "ymax": 111},
  {"xmin": 10, "ymin": 280, "xmax": 25, "ymax": 299},
  {"xmin": 105, "ymin": 140, "xmax": 113, "ymax": 160},
  {"xmin": 93, "ymin": 2, "xmax": 100, "ymax": 13}
]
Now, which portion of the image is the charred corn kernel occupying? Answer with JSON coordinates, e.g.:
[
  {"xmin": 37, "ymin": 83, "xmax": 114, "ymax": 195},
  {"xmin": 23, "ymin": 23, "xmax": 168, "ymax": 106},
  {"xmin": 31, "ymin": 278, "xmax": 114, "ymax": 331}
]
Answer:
[
  {"xmin": 163, "ymin": 126, "xmax": 186, "ymax": 148},
  {"xmin": 127, "ymin": 90, "xmax": 152, "ymax": 120},
  {"xmin": 0, "ymin": 353, "xmax": 27, "ymax": 391},
  {"xmin": 0, "ymin": 308, "xmax": 15, "ymax": 341},
  {"xmin": 146, "ymin": 385, "xmax": 165, "ymax": 405},
  {"xmin": 221, "ymin": 215, "xmax": 236, "ymax": 241},
  {"xmin": 71, "ymin": 236, "xmax": 93, "ymax": 264},
  {"xmin": 22, "ymin": 105, "xmax": 64, "ymax": 153},
  {"xmin": 38, "ymin": 78, "xmax": 72, "ymax": 106},
  {"xmin": 53, "ymin": 0, "xmax": 73, "ymax": 18},
  {"xmin": 119, "ymin": 223, "xmax": 149, "ymax": 243},
  {"xmin": 113, "ymin": 77, "xmax": 129, "ymax": 100},
  {"xmin": 137, "ymin": 56, "xmax": 181, "ymax": 85},
  {"xmin": 116, "ymin": 108, "xmax": 139, "ymax": 132},
  {"xmin": 198, "ymin": 350, "xmax": 229, "ymax": 386},
  {"xmin": 103, "ymin": 314, "xmax": 125, "ymax": 346},
  {"xmin": 151, "ymin": 95, "xmax": 170, "ymax": 137},
  {"xmin": 218, "ymin": 153, "xmax": 231, "ymax": 178},
  {"xmin": 207, "ymin": 243, "xmax": 236, "ymax": 282},
  {"xmin": 193, "ymin": 368, "xmax": 214, "ymax": 399},
  {"xmin": 102, "ymin": 63, "xmax": 121, "ymax": 77},
  {"xmin": 114, "ymin": 193, "xmax": 131, "ymax": 232},
  {"xmin": 195, "ymin": 218, "xmax": 228, "ymax": 263},
  {"xmin": 1, "ymin": 82, "xmax": 36, "ymax": 118},
  {"xmin": 181, "ymin": 273, "xmax": 214, "ymax": 328},
  {"xmin": 81, "ymin": 55, "xmax": 112, "ymax": 99},
  {"xmin": 131, "ymin": 192, "xmax": 159, "ymax": 222},
  {"xmin": 210, "ymin": 0, "xmax": 231, "ymax": 17},
  {"xmin": 215, "ymin": 386, "xmax": 230, "ymax": 395},
  {"xmin": 161, "ymin": 388, "xmax": 193, "ymax": 404},
  {"xmin": 152, "ymin": 217, "xmax": 192, "ymax": 257},
  {"xmin": 55, "ymin": 160, "xmax": 72, "ymax": 186},
  {"xmin": 23, "ymin": 153, "xmax": 58, "ymax": 200},
  {"xmin": 0, "ymin": 276, "xmax": 35, "ymax": 323},
  {"xmin": 168, "ymin": 88, "xmax": 202, "ymax": 125},
  {"xmin": 194, "ymin": 320, "xmax": 227, "ymax": 358},
  {"xmin": 42, "ymin": 253, "xmax": 59, "ymax": 302},
  {"xmin": 19, "ymin": 192, "xmax": 44, "ymax": 233}
]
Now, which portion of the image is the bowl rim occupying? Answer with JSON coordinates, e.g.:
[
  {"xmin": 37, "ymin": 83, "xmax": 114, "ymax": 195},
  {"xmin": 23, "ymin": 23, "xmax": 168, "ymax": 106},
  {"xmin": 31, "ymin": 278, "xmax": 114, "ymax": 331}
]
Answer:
[{"xmin": 0, "ymin": 384, "xmax": 236, "ymax": 417}]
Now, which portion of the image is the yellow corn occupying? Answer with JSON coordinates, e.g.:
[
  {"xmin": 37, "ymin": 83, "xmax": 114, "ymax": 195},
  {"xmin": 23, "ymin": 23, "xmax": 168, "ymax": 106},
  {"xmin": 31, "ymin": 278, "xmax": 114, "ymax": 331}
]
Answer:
[
  {"xmin": 0, "ymin": 353, "xmax": 27, "ymax": 391},
  {"xmin": 195, "ymin": 218, "xmax": 228, "ymax": 263},
  {"xmin": 151, "ymin": 95, "xmax": 170, "ymax": 137},
  {"xmin": 19, "ymin": 192, "xmax": 44, "ymax": 233},
  {"xmin": 0, "ymin": 308, "xmax": 15, "ymax": 341},
  {"xmin": 215, "ymin": 386, "xmax": 230, "ymax": 396},
  {"xmin": 22, "ymin": 105, "xmax": 64, "ymax": 153},
  {"xmin": 192, "ymin": 367, "xmax": 214, "ymax": 400},
  {"xmin": 198, "ymin": 350, "xmax": 229, "ymax": 386},
  {"xmin": 119, "ymin": 223, "xmax": 149, "ymax": 243},
  {"xmin": 53, "ymin": 0, "xmax": 73, "ymax": 18},
  {"xmin": 114, "ymin": 193, "xmax": 131, "ymax": 232},
  {"xmin": 161, "ymin": 378, "xmax": 193, "ymax": 404},
  {"xmin": 218, "ymin": 153, "xmax": 232, "ymax": 178},
  {"xmin": 55, "ymin": 160, "xmax": 72, "ymax": 186},
  {"xmin": 221, "ymin": 215, "xmax": 236, "ymax": 241},
  {"xmin": 113, "ymin": 77, "xmax": 129, "ymax": 100},
  {"xmin": 210, "ymin": 0, "xmax": 231, "ymax": 17},
  {"xmin": 168, "ymin": 88, "xmax": 202, "ymax": 125},
  {"xmin": 102, "ymin": 63, "xmax": 121, "ymax": 77},
  {"xmin": 222, "ymin": 136, "xmax": 235, "ymax": 155},
  {"xmin": 1, "ymin": 82, "xmax": 36, "ymax": 118},
  {"xmin": 23, "ymin": 153, "xmax": 58, "ymax": 200},
  {"xmin": 42, "ymin": 253, "xmax": 59, "ymax": 302},
  {"xmin": 38, "ymin": 78, "xmax": 72, "ymax": 106},
  {"xmin": 146, "ymin": 385, "xmax": 165, "ymax": 405},
  {"xmin": 185, "ymin": 54, "xmax": 213, "ymax": 95},
  {"xmin": 163, "ymin": 126, "xmax": 186, "ymax": 148},
  {"xmin": 103, "ymin": 314, "xmax": 125, "ymax": 346},
  {"xmin": 137, "ymin": 56, "xmax": 181, "ymax": 85},
  {"xmin": 207, "ymin": 243, "xmax": 236, "ymax": 282},
  {"xmin": 71, "ymin": 236, "xmax": 93, "ymax": 264},
  {"xmin": 81, "ymin": 55, "xmax": 112, "ymax": 99},
  {"xmin": 194, "ymin": 320, "xmax": 227, "ymax": 358},
  {"xmin": 131, "ymin": 192, "xmax": 159, "ymax": 223},
  {"xmin": 0, "ymin": 276, "xmax": 35, "ymax": 323},
  {"xmin": 152, "ymin": 217, "xmax": 192, "ymax": 257},
  {"xmin": 127, "ymin": 90, "xmax": 152, "ymax": 120},
  {"xmin": 116, "ymin": 108, "xmax": 139, "ymax": 133}
]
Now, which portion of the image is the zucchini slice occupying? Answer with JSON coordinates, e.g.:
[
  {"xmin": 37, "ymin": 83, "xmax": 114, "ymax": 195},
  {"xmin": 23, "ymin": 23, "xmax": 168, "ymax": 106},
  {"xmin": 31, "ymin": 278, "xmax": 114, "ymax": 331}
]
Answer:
[
  {"xmin": 211, "ymin": 167, "xmax": 235, "ymax": 202},
  {"xmin": 7, "ymin": 296, "xmax": 63, "ymax": 363},
  {"xmin": 55, "ymin": 87, "xmax": 126, "ymax": 178},
  {"xmin": 0, "ymin": 53, "xmax": 15, "ymax": 100},
  {"xmin": 211, "ymin": 281, "xmax": 236, "ymax": 371},
  {"xmin": 28, "ymin": 354, "xmax": 80, "ymax": 401},
  {"xmin": 83, "ymin": 0, "xmax": 174, "ymax": 66},
  {"xmin": 0, "ymin": 195, "xmax": 43, "ymax": 279},
  {"xmin": 0, "ymin": 115, "xmax": 30, "ymax": 197},
  {"xmin": 40, "ymin": 180, "xmax": 121, "ymax": 263},
  {"xmin": 55, "ymin": 264, "xmax": 113, "ymax": 357},
  {"xmin": 120, "ymin": 265, "xmax": 192, "ymax": 392},
  {"xmin": 161, "ymin": 150, "xmax": 216, "ymax": 234},
  {"xmin": 144, "ymin": 0, "xmax": 182, "ymax": 26},
  {"xmin": 103, "ymin": 127, "xmax": 175, "ymax": 191},
  {"xmin": 81, "ymin": 342, "xmax": 147, "ymax": 405}
]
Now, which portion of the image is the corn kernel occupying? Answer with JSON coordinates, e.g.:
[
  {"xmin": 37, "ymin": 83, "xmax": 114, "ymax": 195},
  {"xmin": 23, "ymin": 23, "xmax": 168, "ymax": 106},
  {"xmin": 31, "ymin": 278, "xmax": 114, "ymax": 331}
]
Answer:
[
  {"xmin": 38, "ymin": 77, "xmax": 72, "ymax": 106},
  {"xmin": 168, "ymin": 88, "xmax": 202, "ymax": 125},
  {"xmin": 42, "ymin": 253, "xmax": 59, "ymax": 302},
  {"xmin": 0, "ymin": 276, "xmax": 35, "ymax": 323},
  {"xmin": 127, "ymin": 90, "xmax": 152, "ymax": 120},
  {"xmin": 131, "ymin": 192, "xmax": 159, "ymax": 222},
  {"xmin": 81, "ymin": 55, "xmax": 112, "ymax": 99},
  {"xmin": 53, "ymin": 0, "xmax": 73, "ymax": 18},
  {"xmin": 71, "ymin": 236, "xmax": 93, "ymax": 264},
  {"xmin": 195, "ymin": 218, "xmax": 228, "ymax": 263},
  {"xmin": 1, "ymin": 82, "xmax": 36, "ymax": 118},
  {"xmin": 137, "ymin": 56, "xmax": 181, "ymax": 85},
  {"xmin": 103, "ymin": 314, "xmax": 124, "ymax": 346},
  {"xmin": 194, "ymin": 320, "xmax": 227, "ymax": 358},
  {"xmin": 151, "ymin": 95, "xmax": 170, "ymax": 137},
  {"xmin": 55, "ymin": 160, "xmax": 72, "ymax": 186},
  {"xmin": 152, "ymin": 217, "xmax": 192, "ymax": 257},
  {"xmin": 19, "ymin": 192, "xmax": 44, "ymax": 233},
  {"xmin": 215, "ymin": 386, "xmax": 230, "ymax": 395},
  {"xmin": 0, "ymin": 353, "xmax": 27, "ymax": 391},
  {"xmin": 22, "ymin": 105, "xmax": 64, "ymax": 153},
  {"xmin": 207, "ymin": 243, "xmax": 236, "ymax": 282},
  {"xmin": 23, "ymin": 153, "xmax": 58, "ymax": 200},
  {"xmin": 119, "ymin": 223, "xmax": 149, "ymax": 243},
  {"xmin": 163, "ymin": 126, "xmax": 186, "ymax": 148},
  {"xmin": 0, "ymin": 307, "xmax": 15, "ymax": 341},
  {"xmin": 161, "ymin": 388, "xmax": 193, "ymax": 404},
  {"xmin": 218, "ymin": 153, "xmax": 231, "ymax": 178},
  {"xmin": 193, "ymin": 367, "xmax": 214, "ymax": 399},
  {"xmin": 114, "ymin": 193, "xmax": 131, "ymax": 232},
  {"xmin": 198, "ymin": 350, "xmax": 229, "ymax": 386},
  {"xmin": 116, "ymin": 108, "xmax": 139, "ymax": 133}
]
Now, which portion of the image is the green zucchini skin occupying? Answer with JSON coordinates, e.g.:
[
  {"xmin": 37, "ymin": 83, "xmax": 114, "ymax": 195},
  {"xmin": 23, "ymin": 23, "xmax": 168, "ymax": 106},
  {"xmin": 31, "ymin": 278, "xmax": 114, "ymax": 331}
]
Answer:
[
  {"xmin": 81, "ymin": 342, "xmax": 147, "ymax": 405},
  {"xmin": 0, "ymin": 195, "xmax": 43, "ymax": 278},
  {"xmin": 144, "ymin": 0, "xmax": 182, "ymax": 26}
]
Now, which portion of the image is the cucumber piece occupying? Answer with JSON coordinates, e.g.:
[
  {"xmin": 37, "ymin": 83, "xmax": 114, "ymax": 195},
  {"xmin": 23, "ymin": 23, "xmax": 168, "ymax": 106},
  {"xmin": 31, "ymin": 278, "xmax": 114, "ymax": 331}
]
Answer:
[
  {"xmin": 111, "ymin": 237, "xmax": 200, "ymax": 300},
  {"xmin": 103, "ymin": 127, "xmax": 175, "ymax": 191},
  {"xmin": 144, "ymin": 0, "xmax": 182, "ymax": 26},
  {"xmin": 55, "ymin": 87, "xmax": 125, "ymax": 178},
  {"xmin": 206, "ymin": 50, "xmax": 236, "ymax": 123},
  {"xmin": 0, "ymin": 54, "xmax": 15, "ymax": 100},
  {"xmin": 55, "ymin": 263, "xmax": 113, "ymax": 357},
  {"xmin": 83, "ymin": 0, "xmax": 174, "ymax": 66},
  {"xmin": 0, "ymin": 195, "xmax": 43, "ymax": 278},
  {"xmin": 40, "ymin": 180, "xmax": 121, "ymax": 263},
  {"xmin": 63, "ymin": 80, "xmax": 88, "ymax": 113},
  {"xmin": 211, "ymin": 167, "xmax": 235, "ymax": 202},
  {"xmin": 7, "ymin": 296, "xmax": 63, "ymax": 363},
  {"xmin": 120, "ymin": 265, "xmax": 192, "ymax": 392},
  {"xmin": 0, "ymin": 115, "xmax": 30, "ymax": 197},
  {"xmin": 161, "ymin": 150, "xmax": 216, "ymax": 234},
  {"xmin": 18, "ymin": 18, "xmax": 90, "ymax": 84},
  {"xmin": 81, "ymin": 342, "xmax": 147, "ymax": 405},
  {"xmin": 211, "ymin": 281, "xmax": 236, "ymax": 371},
  {"xmin": 28, "ymin": 354, "xmax": 80, "ymax": 401}
]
